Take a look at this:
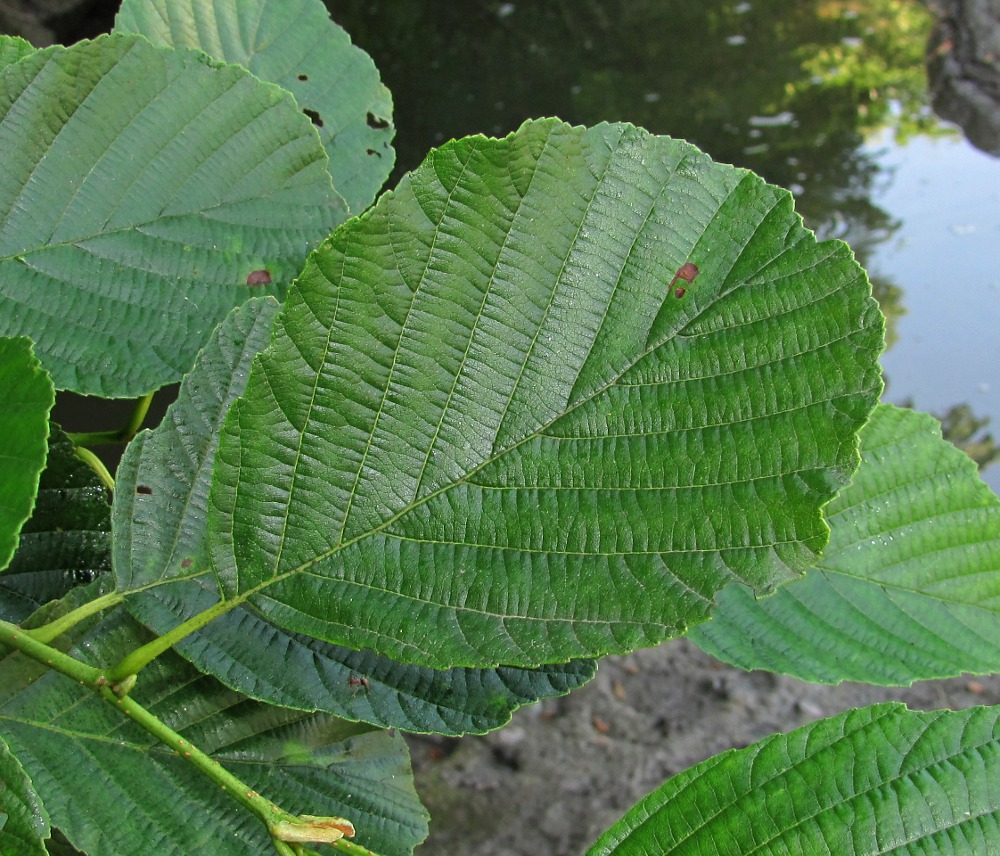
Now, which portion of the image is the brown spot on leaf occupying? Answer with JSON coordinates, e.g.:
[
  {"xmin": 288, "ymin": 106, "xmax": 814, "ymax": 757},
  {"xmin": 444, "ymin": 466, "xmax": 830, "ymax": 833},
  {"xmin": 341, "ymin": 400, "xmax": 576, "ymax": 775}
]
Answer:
[
  {"xmin": 246, "ymin": 269, "xmax": 272, "ymax": 286},
  {"xmin": 181, "ymin": 558, "xmax": 193, "ymax": 569}
]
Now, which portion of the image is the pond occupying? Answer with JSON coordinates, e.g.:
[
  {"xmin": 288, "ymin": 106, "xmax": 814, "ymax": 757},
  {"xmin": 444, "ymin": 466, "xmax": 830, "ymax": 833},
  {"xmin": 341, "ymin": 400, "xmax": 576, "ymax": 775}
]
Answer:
[{"xmin": 327, "ymin": 0, "xmax": 1000, "ymax": 491}]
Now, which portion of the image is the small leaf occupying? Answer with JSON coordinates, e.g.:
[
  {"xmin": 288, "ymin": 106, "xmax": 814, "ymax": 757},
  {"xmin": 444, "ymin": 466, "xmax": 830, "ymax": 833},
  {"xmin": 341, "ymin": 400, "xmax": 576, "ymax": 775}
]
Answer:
[
  {"xmin": 210, "ymin": 118, "xmax": 884, "ymax": 669},
  {"xmin": 586, "ymin": 702, "xmax": 1000, "ymax": 855},
  {"xmin": 0, "ymin": 732, "xmax": 49, "ymax": 856},
  {"xmin": 0, "ymin": 338, "xmax": 53, "ymax": 575},
  {"xmin": 0, "ymin": 608, "xmax": 428, "ymax": 856},
  {"xmin": 691, "ymin": 404, "xmax": 1000, "ymax": 683},
  {"xmin": 0, "ymin": 34, "xmax": 345, "ymax": 396},
  {"xmin": 115, "ymin": 0, "xmax": 395, "ymax": 215},
  {"xmin": 0, "ymin": 426, "xmax": 110, "ymax": 624}
]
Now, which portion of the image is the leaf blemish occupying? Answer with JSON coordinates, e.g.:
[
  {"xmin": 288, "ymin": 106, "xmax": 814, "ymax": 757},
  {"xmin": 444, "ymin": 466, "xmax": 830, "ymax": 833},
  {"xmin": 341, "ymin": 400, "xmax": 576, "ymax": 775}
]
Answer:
[
  {"xmin": 366, "ymin": 111, "xmax": 390, "ymax": 130},
  {"xmin": 181, "ymin": 558, "xmax": 193, "ymax": 569},
  {"xmin": 297, "ymin": 73, "xmax": 308, "ymax": 81},
  {"xmin": 303, "ymin": 108, "xmax": 324, "ymax": 128},
  {"xmin": 246, "ymin": 269, "xmax": 272, "ymax": 286},
  {"xmin": 668, "ymin": 262, "xmax": 699, "ymax": 294},
  {"xmin": 136, "ymin": 485, "xmax": 153, "ymax": 495}
]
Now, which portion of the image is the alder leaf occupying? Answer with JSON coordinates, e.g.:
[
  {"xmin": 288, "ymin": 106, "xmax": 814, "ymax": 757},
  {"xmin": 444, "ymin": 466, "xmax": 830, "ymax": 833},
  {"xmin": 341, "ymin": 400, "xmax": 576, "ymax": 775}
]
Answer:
[
  {"xmin": 0, "ymin": 34, "xmax": 345, "ymax": 396},
  {"xmin": 209, "ymin": 118, "xmax": 884, "ymax": 669},
  {"xmin": 586, "ymin": 703, "xmax": 1000, "ymax": 855},
  {"xmin": 691, "ymin": 403, "xmax": 1000, "ymax": 683},
  {"xmin": 0, "ymin": 733, "xmax": 48, "ymax": 856},
  {"xmin": 115, "ymin": 0, "xmax": 395, "ymax": 215},
  {"xmin": 114, "ymin": 298, "xmax": 595, "ymax": 733}
]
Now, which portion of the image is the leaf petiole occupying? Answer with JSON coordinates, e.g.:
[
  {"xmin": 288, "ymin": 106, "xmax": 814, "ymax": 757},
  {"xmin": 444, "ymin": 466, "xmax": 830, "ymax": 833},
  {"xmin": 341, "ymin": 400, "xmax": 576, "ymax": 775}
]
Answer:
[
  {"xmin": 25, "ymin": 591, "xmax": 123, "ymax": 644},
  {"xmin": 66, "ymin": 391, "xmax": 154, "ymax": 449},
  {"xmin": 73, "ymin": 446, "xmax": 115, "ymax": 491}
]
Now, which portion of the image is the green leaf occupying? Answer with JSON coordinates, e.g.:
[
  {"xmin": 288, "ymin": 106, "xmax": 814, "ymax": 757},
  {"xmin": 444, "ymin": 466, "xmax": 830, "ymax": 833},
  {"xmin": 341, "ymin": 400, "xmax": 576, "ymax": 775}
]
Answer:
[
  {"xmin": 0, "ymin": 426, "xmax": 110, "ymax": 625},
  {"xmin": 0, "ymin": 732, "xmax": 49, "ymax": 856},
  {"xmin": 115, "ymin": 0, "xmax": 395, "ymax": 215},
  {"xmin": 0, "ymin": 608, "xmax": 428, "ymax": 856},
  {"xmin": 0, "ymin": 338, "xmax": 53, "ymax": 575},
  {"xmin": 113, "ymin": 296, "xmax": 594, "ymax": 732},
  {"xmin": 0, "ymin": 34, "xmax": 346, "ymax": 396},
  {"xmin": 586, "ymin": 702, "xmax": 1000, "ymax": 855},
  {"xmin": 129, "ymin": 575, "xmax": 596, "ymax": 735},
  {"xmin": 209, "ymin": 118, "xmax": 884, "ymax": 669},
  {"xmin": 691, "ymin": 404, "xmax": 1000, "ymax": 683},
  {"xmin": 0, "ymin": 36, "xmax": 34, "ymax": 72}
]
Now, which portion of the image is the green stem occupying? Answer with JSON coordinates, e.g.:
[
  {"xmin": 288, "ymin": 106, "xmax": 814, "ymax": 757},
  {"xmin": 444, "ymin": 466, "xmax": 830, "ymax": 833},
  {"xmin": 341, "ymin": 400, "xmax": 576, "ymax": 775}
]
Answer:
[
  {"xmin": 0, "ymin": 618, "xmax": 104, "ymax": 684},
  {"xmin": 74, "ymin": 446, "xmax": 115, "ymax": 491},
  {"xmin": 25, "ymin": 591, "xmax": 123, "ymax": 644},
  {"xmin": 104, "ymin": 596, "xmax": 242, "ymax": 682},
  {"xmin": 2, "ymin": 617, "xmax": 363, "ymax": 854},
  {"xmin": 66, "ymin": 392, "xmax": 155, "ymax": 448}
]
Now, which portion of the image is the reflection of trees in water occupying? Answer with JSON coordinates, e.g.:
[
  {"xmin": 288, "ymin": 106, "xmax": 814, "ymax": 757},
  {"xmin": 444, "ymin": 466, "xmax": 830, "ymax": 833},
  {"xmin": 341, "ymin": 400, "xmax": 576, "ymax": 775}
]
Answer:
[{"xmin": 329, "ymin": 0, "xmax": 930, "ymax": 348}]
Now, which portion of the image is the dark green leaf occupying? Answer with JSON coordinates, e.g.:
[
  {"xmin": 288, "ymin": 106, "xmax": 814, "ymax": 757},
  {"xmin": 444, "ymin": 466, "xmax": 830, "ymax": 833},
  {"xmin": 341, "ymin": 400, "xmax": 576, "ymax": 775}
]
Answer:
[
  {"xmin": 691, "ymin": 404, "xmax": 1000, "ymax": 683},
  {"xmin": 0, "ymin": 733, "xmax": 48, "ymax": 856},
  {"xmin": 115, "ymin": 0, "xmax": 395, "ymax": 215},
  {"xmin": 0, "ymin": 427, "xmax": 110, "ymax": 625},
  {"xmin": 114, "ymin": 297, "xmax": 594, "ymax": 732},
  {"xmin": 0, "ymin": 608, "xmax": 428, "ymax": 856},
  {"xmin": 586, "ymin": 702, "xmax": 1000, "ymax": 855},
  {"xmin": 210, "ymin": 118, "xmax": 884, "ymax": 669},
  {"xmin": 0, "ymin": 338, "xmax": 53, "ymax": 575},
  {"xmin": 0, "ymin": 34, "xmax": 345, "ymax": 396}
]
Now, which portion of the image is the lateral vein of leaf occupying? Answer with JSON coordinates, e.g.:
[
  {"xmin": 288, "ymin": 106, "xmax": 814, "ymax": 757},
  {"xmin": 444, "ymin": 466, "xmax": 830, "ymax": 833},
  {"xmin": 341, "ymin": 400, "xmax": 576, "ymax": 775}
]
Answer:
[
  {"xmin": 412, "ymin": 127, "xmax": 554, "ymax": 499},
  {"xmin": 334, "ymin": 139, "xmax": 480, "ymax": 547}
]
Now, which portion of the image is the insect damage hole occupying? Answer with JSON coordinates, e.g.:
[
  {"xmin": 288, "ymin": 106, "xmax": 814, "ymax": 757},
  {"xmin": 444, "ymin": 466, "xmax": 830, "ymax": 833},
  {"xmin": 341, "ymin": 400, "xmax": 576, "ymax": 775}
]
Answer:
[
  {"xmin": 303, "ymin": 108, "xmax": 324, "ymax": 127},
  {"xmin": 366, "ymin": 111, "xmax": 389, "ymax": 130},
  {"xmin": 136, "ymin": 485, "xmax": 153, "ymax": 495}
]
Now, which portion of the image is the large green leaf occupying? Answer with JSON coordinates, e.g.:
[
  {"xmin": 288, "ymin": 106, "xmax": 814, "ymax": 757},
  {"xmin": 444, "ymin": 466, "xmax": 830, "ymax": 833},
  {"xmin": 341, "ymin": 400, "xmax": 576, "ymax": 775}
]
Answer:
[
  {"xmin": 115, "ymin": 0, "xmax": 395, "ymax": 215},
  {"xmin": 0, "ymin": 733, "xmax": 48, "ymax": 856},
  {"xmin": 209, "ymin": 118, "xmax": 884, "ymax": 669},
  {"xmin": 113, "ymin": 297, "xmax": 594, "ymax": 733},
  {"xmin": 0, "ymin": 608, "xmax": 428, "ymax": 856},
  {"xmin": 0, "ymin": 33, "xmax": 346, "ymax": 396},
  {"xmin": 691, "ymin": 404, "xmax": 1000, "ymax": 683},
  {"xmin": 0, "ymin": 426, "xmax": 110, "ymax": 625},
  {"xmin": 586, "ymin": 702, "xmax": 1000, "ymax": 855},
  {"xmin": 0, "ymin": 338, "xmax": 53, "ymax": 575}
]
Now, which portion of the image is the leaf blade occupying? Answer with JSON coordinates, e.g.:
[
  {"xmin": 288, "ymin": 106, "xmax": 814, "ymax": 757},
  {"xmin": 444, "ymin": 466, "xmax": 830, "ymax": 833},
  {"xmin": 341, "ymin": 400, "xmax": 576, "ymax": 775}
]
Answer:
[
  {"xmin": 210, "ymin": 119, "xmax": 884, "ymax": 669},
  {"xmin": 0, "ymin": 34, "xmax": 345, "ymax": 395},
  {"xmin": 114, "ymin": 0, "xmax": 395, "ymax": 214},
  {"xmin": 691, "ymin": 404, "xmax": 1000, "ymax": 683},
  {"xmin": 0, "ymin": 732, "xmax": 49, "ymax": 856},
  {"xmin": 0, "ymin": 338, "xmax": 54, "ymax": 575},
  {"xmin": 586, "ymin": 703, "xmax": 1000, "ymax": 855}
]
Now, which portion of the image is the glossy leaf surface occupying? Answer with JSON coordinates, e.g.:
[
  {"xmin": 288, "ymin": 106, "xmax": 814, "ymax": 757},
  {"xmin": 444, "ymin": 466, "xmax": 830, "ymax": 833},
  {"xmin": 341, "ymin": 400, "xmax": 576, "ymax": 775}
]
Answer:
[
  {"xmin": 0, "ymin": 338, "xmax": 53, "ymax": 575},
  {"xmin": 0, "ymin": 34, "xmax": 344, "ymax": 395},
  {"xmin": 210, "ymin": 118, "xmax": 884, "ymax": 669},
  {"xmin": 587, "ymin": 702, "xmax": 1000, "ymax": 855},
  {"xmin": 115, "ymin": 0, "xmax": 395, "ymax": 215},
  {"xmin": 692, "ymin": 404, "xmax": 1000, "ymax": 683}
]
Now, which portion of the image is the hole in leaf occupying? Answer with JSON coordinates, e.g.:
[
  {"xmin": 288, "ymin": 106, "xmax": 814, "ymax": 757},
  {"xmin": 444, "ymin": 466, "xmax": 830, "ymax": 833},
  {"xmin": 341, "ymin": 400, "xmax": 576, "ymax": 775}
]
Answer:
[
  {"xmin": 366, "ymin": 148, "xmax": 382, "ymax": 157},
  {"xmin": 297, "ymin": 73, "xmax": 308, "ymax": 81},
  {"xmin": 137, "ymin": 485, "xmax": 153, "ymax": 495},
  {"xmin": 303, "ymin": 108, "xmax": 324, "ymax": 127},
  {"xmin": 366, "ymin": 111, "xmax": 389, "ymax": 130},
  {"xmin": 246, "ymin": 269, "xmax": 272, "ymax": 286}
]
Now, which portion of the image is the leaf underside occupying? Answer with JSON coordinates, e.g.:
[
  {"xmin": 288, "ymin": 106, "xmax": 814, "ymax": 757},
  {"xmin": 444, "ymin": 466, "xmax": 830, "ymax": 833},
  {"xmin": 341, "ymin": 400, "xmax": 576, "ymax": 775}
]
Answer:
[
  {"xmin": 0, "ymin": 34, "xmax": 345, "ymax": 396},
  {"xmin": 209, "ymin": 118, "xmax": 885, "ymax": 670},
  {"xmin": 0, "ymin": 732, "xmax": 49, "ymax": 856},
  {"xmin": 115, "ymin": 0, "xmax": 395, "ymax": 215},
  {"xmin": 691, "ymin": 404, "xmax": 1000, "ymax": 684}
]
